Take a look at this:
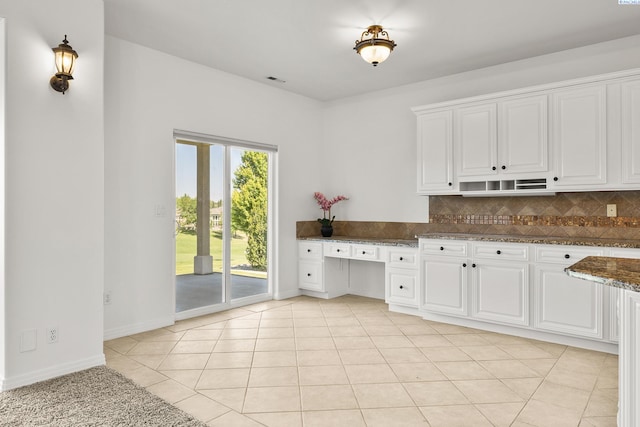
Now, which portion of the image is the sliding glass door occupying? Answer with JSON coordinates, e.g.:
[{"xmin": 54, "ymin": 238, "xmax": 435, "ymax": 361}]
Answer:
[{"xmin": 174, "ymin": 134, "xmax": 274, "ymax": 318}]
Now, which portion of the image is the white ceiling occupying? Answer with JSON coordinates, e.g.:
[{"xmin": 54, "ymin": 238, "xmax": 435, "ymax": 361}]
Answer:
[{"xmin": 104, "ymin": 0, "xmax": 640, "ymax": 101}]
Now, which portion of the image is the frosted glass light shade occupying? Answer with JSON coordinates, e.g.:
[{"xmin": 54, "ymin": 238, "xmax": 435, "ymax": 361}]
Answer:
[{"xmin": 359, "ymin": 44, "xmax": 391, "ymax": 66}]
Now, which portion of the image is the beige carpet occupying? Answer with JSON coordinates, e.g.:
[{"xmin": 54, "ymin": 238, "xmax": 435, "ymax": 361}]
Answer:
[{"xmin": 0, "ymin": 365, "xmax": 207, "ymax": 426}]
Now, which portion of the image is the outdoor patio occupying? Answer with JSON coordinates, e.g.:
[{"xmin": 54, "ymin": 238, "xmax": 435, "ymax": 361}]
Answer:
[{"xmin": 176, "ymin": 273, "xmax": 268, "ymax": 312}]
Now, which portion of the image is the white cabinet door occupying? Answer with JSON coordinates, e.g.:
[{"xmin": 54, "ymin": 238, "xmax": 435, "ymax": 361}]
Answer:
[
  {"xmin": 498, "ymin": 95, "xmax": 548, "ymax": 174},
  {"xmin": 534, "ymin": 264, "xmax": 603, "ymax": 339},
  {"xmin": 551, "ymin": 84, "xmax": 607, "ymax": 187},
  {"xmin": 422, "ymin": 257, "xmax": 468, "ymax": 316},
  {"xmin": 455, "ymin": 104, "xmax": 497, "ymax": 177},
  {"xmin": 417, "ymin": 111, "xmax": 454, "ymax": 193},
  {"xmin": 472, "ymin": 261, "xmax": 529, "ymax": 326},
  {"xmin": 621, "ymin": 79, "xmax": 640, "ymax": 184}
]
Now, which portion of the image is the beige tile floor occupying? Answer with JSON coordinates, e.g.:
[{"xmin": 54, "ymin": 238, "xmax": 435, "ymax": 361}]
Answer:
[{"xmin": 104, "ymin": 295, "xmax": 619, "ymax": 427}]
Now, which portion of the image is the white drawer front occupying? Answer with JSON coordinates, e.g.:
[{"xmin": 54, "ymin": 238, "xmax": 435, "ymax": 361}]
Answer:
[
  {"xmin": 352, "ymin": 244, "xmax": 380, "ymax": 261},
  {"xmin": 324, "ymin": 242, "xmax": 351, "ymax": 258},
  {"xmin": 298, "ymin": 241, "xmax": 323, "ymax": 260},
  {"xmin": 388, "ymin": 270, "xmax": 417, "ymax": 302},
  {"xmin": 420, "ymin": 240, "xmax": 468, "ymax": 257},
  {"xmin": 473, "ymin": 242, "xmax": 529, "ymax": 261},
  {"xmin": 535, "ymin": 245, "xmax": 603, "ymax": 264},
  {"xmin": 298, "ymin": 261, "xmax": 323, "ymax": 291},
  {"xmin": 387, "ymin": 248, "xmax": 418, "ymax": 268}
]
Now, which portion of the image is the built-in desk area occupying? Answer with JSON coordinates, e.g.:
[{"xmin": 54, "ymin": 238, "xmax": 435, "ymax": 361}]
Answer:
[{"xmin": 297, "ymin": 237, "xmax": 420, "ymax": 309}]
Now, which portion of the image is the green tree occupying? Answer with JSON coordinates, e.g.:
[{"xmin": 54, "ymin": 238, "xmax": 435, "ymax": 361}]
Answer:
[
  {"xmin": 176, "ymin": 194, "xmax": 197, "ymax": 232},
  {"xmin": 231, "ymin": 151, "xmax": 268, "ymax": 270}
]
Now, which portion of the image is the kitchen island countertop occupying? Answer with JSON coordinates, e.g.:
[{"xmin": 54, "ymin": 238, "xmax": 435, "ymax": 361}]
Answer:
[{"xmin": 565, "ymin": 256, "xmax": 640, "ymax": 293}]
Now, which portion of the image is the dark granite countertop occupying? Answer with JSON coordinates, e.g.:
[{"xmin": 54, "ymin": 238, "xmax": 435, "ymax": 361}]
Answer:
[
  {"xmin": 566, "ymin": 256, "xmax": 640, "ymax": 292},
  {"xmin": 417, "ymin": 232, "xmax": 640, "ymax": 248},
  {"xmin": 298, "ymin": 236, "xmax": 419, "ymax": 248}
]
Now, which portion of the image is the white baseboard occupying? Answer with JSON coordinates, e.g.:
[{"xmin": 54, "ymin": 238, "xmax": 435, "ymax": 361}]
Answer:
[
  {"xmin": 103, "ymin": 315, "xmax": 175, "ymax": 341},
  {"xmin": 1, "ymin": 354, "xmax": 105, "ymax": 391},
  {"xmin": 418, "ymin": 309, "xmax": 619, "ymax": 355},
  {"xmin": 274, "ymin": 288, "xmax": 301, "ymax": 300}
]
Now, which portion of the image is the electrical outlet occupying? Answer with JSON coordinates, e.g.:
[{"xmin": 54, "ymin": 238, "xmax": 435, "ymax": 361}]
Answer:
[
  {"xmin": 607, "ymin": 204, "xmax": 617, "ymax": 217},
  {"xmin": 103, "ymin": 291, "xmax": 112, "ymax": 305},
  {"xmin": 47, "ymin": 327, "xmax": 58, "ymax": 344}
]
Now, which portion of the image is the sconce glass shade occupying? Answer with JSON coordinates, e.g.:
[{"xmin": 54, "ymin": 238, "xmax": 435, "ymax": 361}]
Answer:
[
  {"xmin": 50, "ymin": 35, "xmax": 78, "ymax": 94},
  {"xmin": 354, "ymin": 25, "xmax": 396, "ymax": 67}
]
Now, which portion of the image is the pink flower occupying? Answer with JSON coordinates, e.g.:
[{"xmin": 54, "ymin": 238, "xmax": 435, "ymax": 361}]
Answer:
[{"xmin": 314, "ymin": 192, "xmax": 348, "ymax": 225}]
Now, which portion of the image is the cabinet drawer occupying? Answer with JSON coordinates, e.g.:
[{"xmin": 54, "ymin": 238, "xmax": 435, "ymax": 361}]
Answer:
[
  {"xmin": 387, "ymin": 269, "xmax": 418, "ymax": 304},
  {"xmin": 352, "ymin": 244, "xmax": 381, "ymax": 261},
  {"xmin": 324, "ymin": 242, "xmax": 351, "ymax": 258},
  {"xmin": 387, "ymin": 248, "xmax": 418, "ymax": 268},
  {"xmin": 420, "ymin": 239, "xmax": 468, "ymax": 257},
  {"xmin": 298, "ymin": 241, "xmax": 323, "ymax": 260},
  {"xmin": 298, "ymin": 260, "xmax": 323, "ymax": 291},
  {"xmin": 535, "ymin": 245, "xmax": 603, "ymax": 264},
  {"xmin": 473, "ymin": 242, "xmax": 529, "ymax": 261}
]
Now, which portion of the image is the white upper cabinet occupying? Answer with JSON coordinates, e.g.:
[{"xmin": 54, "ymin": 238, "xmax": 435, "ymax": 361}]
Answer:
[
  {"xmin": 413, "ymin": 68, "xmax": 640, "ymax": 195},
  {"xmin": 455, "ymin": 95, "xmax": 548, "ymax": 178},
  {"xmin": 498, "ymin": 95, "xmax": 548, "ymax": 174},
  {"xmin": 455, "ymin": 103, "xmax": 497, "ymax": 177},
  {"xmin": 621, "ymin": 78, "xmax": 640, "ymax": 184},
  {"xmin": 416, "ymin": 110, "xmax": 454, "ymax": 193},
  {"xmin": 550, "ymin": 84, "xmax": 607, "ymax": 188}
]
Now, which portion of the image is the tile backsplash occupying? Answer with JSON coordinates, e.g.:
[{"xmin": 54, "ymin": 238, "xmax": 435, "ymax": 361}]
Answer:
[
  {"xmin": 428, "ymin": 191, "xmax": 640, "ymax": 239},
  {"xmin": 297, "ymin": 191, "xmax": 640, "ymax": 241}
]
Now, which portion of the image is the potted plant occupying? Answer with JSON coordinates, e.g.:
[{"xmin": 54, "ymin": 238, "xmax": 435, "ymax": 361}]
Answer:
[{"xmin": 314, "ymin": 192, "xmax": 348, "ymax": 237}]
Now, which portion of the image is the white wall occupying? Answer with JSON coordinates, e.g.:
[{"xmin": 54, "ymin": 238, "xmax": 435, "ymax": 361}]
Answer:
[
  {"xmin": 0, "ymin": 0, "xmax": 104, "ymax": 389},
  {"xmin": 103, "ymin": 37, "xmax": 324, "ymax": 338},
  {"xmin": 323, "ymin": 35, "xmax": 640, "ymax": 222}
]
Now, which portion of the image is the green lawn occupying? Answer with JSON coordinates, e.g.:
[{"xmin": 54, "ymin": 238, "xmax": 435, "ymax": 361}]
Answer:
[{"xmin": 175, "ymin": 230, "xmax": 266, "ymax": 278}]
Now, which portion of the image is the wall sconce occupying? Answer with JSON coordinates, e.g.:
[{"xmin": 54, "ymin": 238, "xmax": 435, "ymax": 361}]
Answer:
[
  {"xmin": 354, "ymin": 25, "xmax": 397, "ymax": 67},
  {"xmin": 50, "ymin": 35, "xmax": 78, "ymax": 94}
]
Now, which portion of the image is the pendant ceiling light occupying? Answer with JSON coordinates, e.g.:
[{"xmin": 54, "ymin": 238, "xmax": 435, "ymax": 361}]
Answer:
[{"xmin": 354, "ymin": 25, "xmax": 397, "ymax": 67}]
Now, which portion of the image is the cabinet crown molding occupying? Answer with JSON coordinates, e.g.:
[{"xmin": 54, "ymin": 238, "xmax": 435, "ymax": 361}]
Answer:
[{"xmin": 412, "ymin": 68, "xmax": 640, "ymax": 114}]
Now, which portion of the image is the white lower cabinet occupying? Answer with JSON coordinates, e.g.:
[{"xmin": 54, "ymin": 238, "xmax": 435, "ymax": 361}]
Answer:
[
  {"xmin": 534, "ymin": 264, "xmax": 603, "ymax": 339},
  {"xmin": 298, "ymin": 241, "xmax": 324, "ymax": 292},
  {"xmin": 533, "ymin": 245, "xmax": 605, "ymax": 339},
  {"xmin": 386, "ymin": 247, "xmax": 420, "ymax": 308},
  {"xmin": 422, "ymin": 256, "xmax": 468, "ymax": 316},
  {"xmin": 422, "ymin": 240, "xmax": 530, "ymax": 327},
  {"xmin": 420, "ymin": 238, "xmax": 624, "ymax": 350},
  {"xmin": 472, "ymin": 260, "xmax": 529, "ymax": 326}
]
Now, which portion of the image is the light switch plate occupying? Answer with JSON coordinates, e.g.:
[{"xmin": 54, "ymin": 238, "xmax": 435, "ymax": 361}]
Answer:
[{"xmin": 607, "ymin": 204, "xmax": 617, "ymax": 217}]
